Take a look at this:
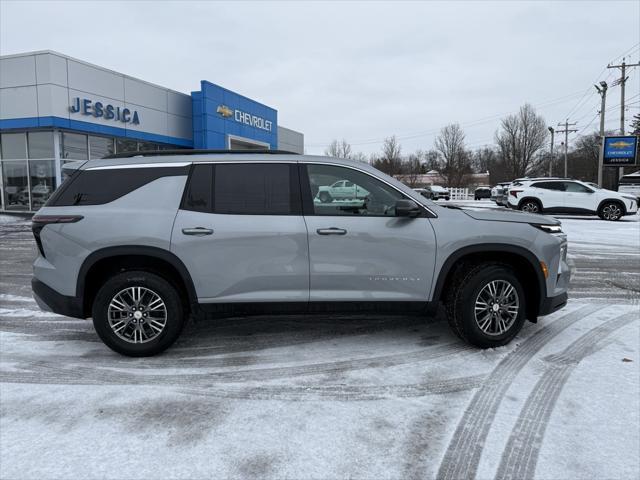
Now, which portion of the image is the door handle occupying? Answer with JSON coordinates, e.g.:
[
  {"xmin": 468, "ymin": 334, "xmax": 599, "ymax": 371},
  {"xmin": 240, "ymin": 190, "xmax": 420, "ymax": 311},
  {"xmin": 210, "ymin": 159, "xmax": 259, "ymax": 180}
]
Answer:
[
  {"xmin": 182, "ymin": 227, "xmax": 213, "ymax": 236},
  {"xmin": 316, "ymin": 227, "xmax": 347, "ymax": 235}
]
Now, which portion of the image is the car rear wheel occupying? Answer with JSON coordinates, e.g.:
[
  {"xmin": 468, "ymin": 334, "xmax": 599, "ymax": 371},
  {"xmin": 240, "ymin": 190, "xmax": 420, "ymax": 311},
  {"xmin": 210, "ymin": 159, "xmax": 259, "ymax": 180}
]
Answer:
[
  {"xmin": 445, "ymin": 262, "xmax": 526, "ymax": 348},
  {"xmin": 519, "ymin": 199, "xmax": 541, "ymax": 213},
  {"xmin": 598, "ymin": 202, "xmax": 623, "ymax": 221},
  {"xmin": 92, "ymin": 271, "xmax": 186, "ymax": 357}
]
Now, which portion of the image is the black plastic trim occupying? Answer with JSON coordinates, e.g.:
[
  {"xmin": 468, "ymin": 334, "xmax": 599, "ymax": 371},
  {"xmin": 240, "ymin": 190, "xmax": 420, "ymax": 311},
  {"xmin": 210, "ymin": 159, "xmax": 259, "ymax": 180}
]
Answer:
[
  {"xmin": 32, "ymin": 278, "xmax": 84, "ymax": 318},
  {"xmin": 539, "ymin": 292, "xmax": 568, "ymax": 316},
  {"xmin": 76, "ymin": 246, "xmax": 199, "ymax": 310},
  {"xmin": 431, "ymin": 243, "xmax": 548, "ymax": 312}
]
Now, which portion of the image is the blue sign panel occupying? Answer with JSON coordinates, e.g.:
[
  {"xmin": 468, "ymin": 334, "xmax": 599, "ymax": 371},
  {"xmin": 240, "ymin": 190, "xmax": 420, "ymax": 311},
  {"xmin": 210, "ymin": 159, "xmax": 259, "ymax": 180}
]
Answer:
[
  {"xmin": 603, "ymin": 135, "xmax": 638, "ymax": 166},
  {"xmin": 191, "ymin": 81, "xmax": 277, "ymax": 150}
]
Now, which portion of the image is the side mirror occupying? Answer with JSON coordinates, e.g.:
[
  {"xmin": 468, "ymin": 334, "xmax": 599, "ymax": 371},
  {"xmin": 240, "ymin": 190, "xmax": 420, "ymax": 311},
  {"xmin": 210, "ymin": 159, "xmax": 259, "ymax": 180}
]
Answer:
[{"xmin": 395, "ymin": 199, "xmax": 421, "ymax": 217}]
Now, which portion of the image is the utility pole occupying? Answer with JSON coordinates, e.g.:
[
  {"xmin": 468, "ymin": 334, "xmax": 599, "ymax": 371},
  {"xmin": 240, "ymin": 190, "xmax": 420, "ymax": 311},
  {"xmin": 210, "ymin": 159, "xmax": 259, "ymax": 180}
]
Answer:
[
  {"xmin": 608, "ymin": 58, "xmax": 640, "ymax": 180},
  {"xmin": 557, "ymin": 119, "xmax": 578, "ymax": 178},
  {"xmin": 547, "ymin": 126, "xmax": 555, "ymax": 176},
  {"xmin": 595, "ymin": 81, "xmax": 608, "ymax": 186}
]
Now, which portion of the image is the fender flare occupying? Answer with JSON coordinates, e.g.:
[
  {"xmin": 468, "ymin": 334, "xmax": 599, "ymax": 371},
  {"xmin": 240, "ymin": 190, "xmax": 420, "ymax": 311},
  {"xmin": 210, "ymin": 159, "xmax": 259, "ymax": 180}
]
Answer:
[
  {"xmin": 431, "ymin": 243, "xmax": 547, "ymax": 312},
  {"xmin": 597, "ymin": 198, "xmax": 627, "ymax": 215},
  {"xmin": 76, "ymin": 245, "xmax": 198, "ymax": 306},
  {"xmin": 517, "ymin": 197, "xmax": 543, "ymax": 211}
]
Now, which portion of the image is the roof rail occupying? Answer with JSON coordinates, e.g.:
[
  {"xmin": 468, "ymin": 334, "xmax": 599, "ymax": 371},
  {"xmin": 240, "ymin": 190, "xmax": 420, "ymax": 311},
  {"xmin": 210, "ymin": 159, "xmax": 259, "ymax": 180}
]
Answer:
[{"xmin": 103, "ymin": 149, "xmax": 299, "ymax": 159}]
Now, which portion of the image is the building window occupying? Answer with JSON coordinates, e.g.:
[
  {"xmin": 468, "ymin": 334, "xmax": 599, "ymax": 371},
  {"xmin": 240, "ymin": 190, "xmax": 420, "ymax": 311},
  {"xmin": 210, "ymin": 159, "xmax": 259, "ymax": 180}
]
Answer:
[
  {"xmin": 116, "ymin": 138, "xmax": 137, "ymax": 153},
  {"xmin": 89, "ymin": 136, "xmax": 115, "ymax": 159},
  {"xmin": 27, "ymin": 131, "xmax": 54, "ymax": 159},
  {"xmin": 2, "ymin": 160, "xmax": 29, "ymax": 211},
  {"xmin": 1, "ymin": 133, "xmax": 27, "ymax": 159},
  {"xmin": 62, "ymin": 132, "xmax": 88, "ymax": 160},
  {"xmin": 29, "ymin": 159, "xmax": 55, "ymax": 209}
]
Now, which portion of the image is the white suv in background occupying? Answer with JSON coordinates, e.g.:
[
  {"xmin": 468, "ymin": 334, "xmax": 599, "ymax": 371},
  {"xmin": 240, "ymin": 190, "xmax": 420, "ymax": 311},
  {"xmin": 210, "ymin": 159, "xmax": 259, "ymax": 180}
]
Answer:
[{"xmin": 507, "ymin": 179, "xmax": 638, "ymax": 220}]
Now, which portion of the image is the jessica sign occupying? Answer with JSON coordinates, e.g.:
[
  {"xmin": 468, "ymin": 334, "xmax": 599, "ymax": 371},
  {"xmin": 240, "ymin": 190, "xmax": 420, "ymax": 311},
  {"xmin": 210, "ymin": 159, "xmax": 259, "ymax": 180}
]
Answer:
[{"xmin": 70, "ymin": 97, "xmax": 140, "ymax": 125}]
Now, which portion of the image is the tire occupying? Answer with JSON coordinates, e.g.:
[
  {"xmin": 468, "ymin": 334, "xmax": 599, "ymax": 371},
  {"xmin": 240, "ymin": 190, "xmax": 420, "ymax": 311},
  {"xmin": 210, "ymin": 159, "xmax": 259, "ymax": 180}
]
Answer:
[
  {"xmin": 445, "ymin": 197, "xmax": 450, "ymax": 201},
  {"xmin": 598, "ymin": 201, "xmax": 623, "ymax": 221},
  {"xmin": 92, "ymin": 271, "xmax": 186, "ymax": 357},
  {"xmin": 519, "ymin": 199, "xmax": 541, "ymax": 213},
  {"xmin": 319, "ymin": 192, "xmax": 332, "ymax": 203},
  {"xmin": 445, "ymin": 262, "xmax": 526, "ymax": 348}
]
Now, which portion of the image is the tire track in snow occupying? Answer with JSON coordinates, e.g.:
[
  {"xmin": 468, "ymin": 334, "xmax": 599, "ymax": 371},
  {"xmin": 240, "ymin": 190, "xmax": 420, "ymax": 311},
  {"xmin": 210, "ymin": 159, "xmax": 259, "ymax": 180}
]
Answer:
[
  {"xmin": 0, "ymin": 342, "xmax": 474, "ymax": 386},
  {"xmin": 433, "ymin": 303, "xmax": 606, "ymax": 480},
  {"xmin": 495, "ymin": 311, "xmax": 638, "ymax": 480}
]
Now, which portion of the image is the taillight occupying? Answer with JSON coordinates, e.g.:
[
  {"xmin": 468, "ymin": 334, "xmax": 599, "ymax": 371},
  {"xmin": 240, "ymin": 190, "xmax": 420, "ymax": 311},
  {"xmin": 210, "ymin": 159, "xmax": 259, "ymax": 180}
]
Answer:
[
  {"xmin": 510, "ymin": 190, "xmax": 523, "ymax": 198},
  {"xmin": 32, "ymin": 215, "xmax": 83, "ymax": 257}
]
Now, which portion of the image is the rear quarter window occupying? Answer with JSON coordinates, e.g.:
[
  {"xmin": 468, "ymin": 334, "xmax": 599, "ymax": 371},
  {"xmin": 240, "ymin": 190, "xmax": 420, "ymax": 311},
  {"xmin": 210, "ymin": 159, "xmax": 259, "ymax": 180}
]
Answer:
[{"xmin": 46, "ymin": 165, "xmax": 190, "ymax": 206}]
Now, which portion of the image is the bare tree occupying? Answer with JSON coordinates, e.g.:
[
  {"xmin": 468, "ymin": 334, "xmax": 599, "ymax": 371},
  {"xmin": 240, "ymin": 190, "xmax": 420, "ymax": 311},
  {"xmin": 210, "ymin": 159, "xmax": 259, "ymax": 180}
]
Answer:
[
  {"xmin": 434, "ymin": 123, "xmax": 471, "ymax": 187},
  {"xmin": 495, "ymin": 104, "xmax": 548, "ymax": 178},
  {"xmin": 472, "ymin": 146, "xmax": 497, "ymax": 173},
  {"xmin": 372, "ymin": 135, "xmax": 403, "ymax": 176},
  {"xmin": 324, "ymin": 139, "xmax": 353, "ymax": 158},
  {"xmin": 401, "ymin": 154, "xmax": 424, "ymax": 187}
]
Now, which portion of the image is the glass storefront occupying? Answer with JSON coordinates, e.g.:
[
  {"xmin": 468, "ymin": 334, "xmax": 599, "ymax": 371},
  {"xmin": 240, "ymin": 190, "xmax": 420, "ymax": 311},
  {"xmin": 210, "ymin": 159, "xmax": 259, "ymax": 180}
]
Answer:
[{"xmin": 0, "ymin": 130, "xmax": 180, "ymax": 212}]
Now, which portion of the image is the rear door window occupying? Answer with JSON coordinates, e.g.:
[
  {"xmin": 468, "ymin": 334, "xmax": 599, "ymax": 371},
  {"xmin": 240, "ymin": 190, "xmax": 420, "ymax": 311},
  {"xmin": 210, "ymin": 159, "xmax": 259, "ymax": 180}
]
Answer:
[{"xmin": 180, "ymin": 163, "xmax": 301, "ymax": 215}]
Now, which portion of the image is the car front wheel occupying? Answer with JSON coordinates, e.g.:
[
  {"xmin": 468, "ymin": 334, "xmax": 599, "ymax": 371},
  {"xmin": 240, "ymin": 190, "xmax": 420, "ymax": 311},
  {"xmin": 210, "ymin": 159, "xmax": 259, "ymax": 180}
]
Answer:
[
  {"xmin": 598, "ymin": 202, "xmax": 623, "ymax": 221},
  {"xmin": 319, "ymin": 192, "xmax": 333, "ymax": 203},
  {"xmin": 92, "ymin": 271, "xmax": 186, "ymax": 357},
  {"xmin": 445, "ymin": 262, "xmax": 526, "ymax": 348}
]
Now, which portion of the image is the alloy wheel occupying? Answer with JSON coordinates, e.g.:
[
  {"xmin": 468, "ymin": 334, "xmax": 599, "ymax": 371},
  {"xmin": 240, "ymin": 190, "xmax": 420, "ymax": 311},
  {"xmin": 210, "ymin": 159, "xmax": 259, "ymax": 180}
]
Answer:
[
  {"xmin": 474, "ymin": 280, "xmax": 520, "ymax": 336},
  {"xmin": 601, "ymin": 203, "xmax": 622, "ymax": 220},
  {"xmin": 521, "ymin": 202, "xmax": 539, "ymax": 213},
  {"xmin": 107, "ymin": 286, "xmax": 167, "ymax": 344}
]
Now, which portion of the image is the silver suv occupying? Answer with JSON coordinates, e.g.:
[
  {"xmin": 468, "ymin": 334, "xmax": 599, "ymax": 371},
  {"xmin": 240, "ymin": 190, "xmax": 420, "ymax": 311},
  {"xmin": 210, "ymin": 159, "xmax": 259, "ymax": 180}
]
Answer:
[{"xmin": 32, "ymin": 151, "xmax": 570, "ymax": 356}]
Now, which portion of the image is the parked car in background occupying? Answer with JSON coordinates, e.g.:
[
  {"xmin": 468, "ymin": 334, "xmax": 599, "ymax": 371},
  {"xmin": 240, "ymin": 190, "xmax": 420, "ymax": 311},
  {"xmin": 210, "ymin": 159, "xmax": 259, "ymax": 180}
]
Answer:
[
  {"xmin": 430, "ymin": 185, "xmax": 450, "ymax": 200},
  {"xmin": 31, "ymin": 150, "xmax": 570, "ymax": 356},
  {"xmin": 618, "ymin": 171, "xmax": 640, "ymax": 202},
  {"xmin": 316, "ymin": 179, "xmax": 369, "ymax": 203},
  {"xmin": 413, "ymin": 187, "xmax": 434, "ymax": 200},
  {"xmin": 492, "ymin": 182, "xmax": 511, "ymax": 206},
  {"xmin": 507, "ymin": 178, "xmax": 638, "ymax": 220},
  {"xmin": 474, "ymin": 187, "xmax": 491, "ymax": 200}
]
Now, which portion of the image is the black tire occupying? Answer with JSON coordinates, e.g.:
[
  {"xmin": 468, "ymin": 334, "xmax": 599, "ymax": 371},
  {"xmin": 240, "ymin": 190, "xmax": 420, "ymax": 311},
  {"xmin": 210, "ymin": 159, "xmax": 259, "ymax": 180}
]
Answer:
[
  {"xmin": 598, "ymin": 201, "xmax": 624, "ymax": 221},
  {"xmin": 445, "ymin": 262, "xmax": 526, "ymax": 348},
  {"xmin": 519, "ymin": 199, "xmax": 542, "ymax": 213},
  {"xmin": 92, "ymin": 271, "xmax": 186, "ymax": 357},
  {"xmin": 319, "ymin": 192, "xmax": 332, "ymax": 203}
]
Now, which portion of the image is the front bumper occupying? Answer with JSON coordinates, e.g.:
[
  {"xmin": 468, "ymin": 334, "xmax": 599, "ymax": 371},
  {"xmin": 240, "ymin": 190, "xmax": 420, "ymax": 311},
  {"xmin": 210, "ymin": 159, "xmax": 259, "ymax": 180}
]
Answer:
[
  {"xmin": 32, "ymin": 278, "xmax": 85, "ymax": 318},
  {"xmin": 539, "ymin": 291, "xmax": 568, "ymax": 316}
]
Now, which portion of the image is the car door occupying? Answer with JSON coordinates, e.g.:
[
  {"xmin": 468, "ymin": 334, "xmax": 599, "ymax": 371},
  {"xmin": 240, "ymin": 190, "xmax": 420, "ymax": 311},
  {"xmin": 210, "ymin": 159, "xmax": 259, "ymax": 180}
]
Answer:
[
  {"xmin": 301, "ymin": 163, "xmax": 437, "ymax": 301},
  {"xmin": 563, "ymin": 181, "xmax": 595, "ymax": 211},
  {"xmin": 532, "ymin": 181, "xmax": 565, "ymax": 210},
  {"xmin": 171, "ymin": 162, "xmax": 309, "ymax": 303}
]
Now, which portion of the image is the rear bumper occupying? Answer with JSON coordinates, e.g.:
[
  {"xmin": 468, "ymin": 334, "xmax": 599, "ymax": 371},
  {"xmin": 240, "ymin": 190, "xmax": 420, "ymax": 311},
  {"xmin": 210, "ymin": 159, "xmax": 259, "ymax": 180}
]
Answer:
[
  {"xmin": 539, "ymin": 291, "xmax": 568, "ymax": 316},
  {"xmin": 32, "ymin": 278, "xmax": 85, "ymax": 318}
]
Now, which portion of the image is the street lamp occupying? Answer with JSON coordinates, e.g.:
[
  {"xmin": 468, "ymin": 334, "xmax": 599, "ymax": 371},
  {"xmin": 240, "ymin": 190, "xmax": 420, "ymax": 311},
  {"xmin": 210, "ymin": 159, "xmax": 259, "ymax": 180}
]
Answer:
[{"xmin": 548, "ymin": 126, "xmax": 555, "ymax": 177}]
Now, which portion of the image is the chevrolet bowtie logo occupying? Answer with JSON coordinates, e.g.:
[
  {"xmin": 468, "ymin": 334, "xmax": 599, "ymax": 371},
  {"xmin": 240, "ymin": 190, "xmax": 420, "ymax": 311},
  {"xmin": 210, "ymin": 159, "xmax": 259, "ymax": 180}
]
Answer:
[
  {"xmin": 216, "ymin": 105, "xmax": 233, "ymax": 118},
  {"xmin": 609, "ymin": 140, "xmax": 634, "ymax": 149}
]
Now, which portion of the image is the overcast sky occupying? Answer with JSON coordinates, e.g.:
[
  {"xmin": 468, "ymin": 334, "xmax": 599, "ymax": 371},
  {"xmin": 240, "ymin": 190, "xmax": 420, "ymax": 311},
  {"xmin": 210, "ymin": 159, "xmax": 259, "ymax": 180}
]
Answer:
[{"xmin": 1, "ymin": 0, "xmax": 639, "ymax": 155}]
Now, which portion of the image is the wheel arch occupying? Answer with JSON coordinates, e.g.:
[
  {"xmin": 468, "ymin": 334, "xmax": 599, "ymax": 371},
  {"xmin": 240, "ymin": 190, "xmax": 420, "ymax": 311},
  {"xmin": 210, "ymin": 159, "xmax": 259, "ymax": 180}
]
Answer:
[
  {"xmin": 77, "ymin": 246, "xmax": 198, "ymax": 317},
  {"xmin": 432, "ymin": 244, "xmax": 547, "ymax": 320},
  {"xmin": 517, "ymin": 197, "xmax": 543, "ymax": 211},
  {"xmin": 597, "ymin": 198, "xmax": 627, "ymax": 215}
]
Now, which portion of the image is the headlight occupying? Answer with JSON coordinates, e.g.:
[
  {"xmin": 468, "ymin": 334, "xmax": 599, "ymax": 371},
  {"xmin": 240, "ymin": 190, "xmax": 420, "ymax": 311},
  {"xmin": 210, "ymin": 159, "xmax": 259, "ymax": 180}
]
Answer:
[{"xmin": 531, "ymin": 224, "xmax": 563, "ymax": 234}]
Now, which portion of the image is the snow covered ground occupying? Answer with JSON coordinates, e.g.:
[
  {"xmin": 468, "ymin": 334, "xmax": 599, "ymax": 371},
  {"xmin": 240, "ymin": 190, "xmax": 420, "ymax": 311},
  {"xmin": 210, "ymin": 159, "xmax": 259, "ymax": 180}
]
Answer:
[{"xmin": 0, "ymin": 210, "xmax": 638, "ymax": 479}]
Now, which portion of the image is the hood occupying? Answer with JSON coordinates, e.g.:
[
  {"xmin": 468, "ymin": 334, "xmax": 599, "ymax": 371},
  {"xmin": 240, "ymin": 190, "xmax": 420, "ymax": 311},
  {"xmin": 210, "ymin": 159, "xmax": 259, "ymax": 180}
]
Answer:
[{"xmin": 461, "ymin": 208, "xmax": 561, "ymax": 225}]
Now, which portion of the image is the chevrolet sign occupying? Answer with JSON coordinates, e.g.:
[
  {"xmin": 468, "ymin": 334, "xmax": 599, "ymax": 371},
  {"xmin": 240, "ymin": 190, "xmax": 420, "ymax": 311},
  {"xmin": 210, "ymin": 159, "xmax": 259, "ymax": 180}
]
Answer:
[{"xmin": 217, "ymin": 104, "xmax": 273, "ymax": 132}]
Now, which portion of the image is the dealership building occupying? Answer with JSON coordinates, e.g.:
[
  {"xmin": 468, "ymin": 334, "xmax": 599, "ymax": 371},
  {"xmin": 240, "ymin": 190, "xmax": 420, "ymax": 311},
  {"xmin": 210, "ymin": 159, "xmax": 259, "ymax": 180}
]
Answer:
[{"xmin": 0, "ymin": 50, "xmax": 304, "ymax": 212}]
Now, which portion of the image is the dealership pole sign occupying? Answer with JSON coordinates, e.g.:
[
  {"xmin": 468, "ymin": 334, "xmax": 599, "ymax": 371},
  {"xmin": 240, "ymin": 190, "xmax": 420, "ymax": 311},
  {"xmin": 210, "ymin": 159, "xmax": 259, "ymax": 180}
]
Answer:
[
  {"xmin": 70, "ymin": 97, "xmax": 140, "ymax": 125},
  {"xmin": 602, "ymin": 135, "xmax": 638, "ymax": 166}
]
